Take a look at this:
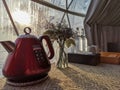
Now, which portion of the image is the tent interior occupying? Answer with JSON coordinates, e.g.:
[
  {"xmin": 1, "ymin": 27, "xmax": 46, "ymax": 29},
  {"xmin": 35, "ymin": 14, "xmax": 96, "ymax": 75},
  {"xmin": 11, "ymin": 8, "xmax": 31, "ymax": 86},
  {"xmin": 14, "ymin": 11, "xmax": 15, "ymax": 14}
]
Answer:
[
  {"xmin": 85, "ymin": 0, "xmax": 120, "ymax": 52},
  {"xmin": 0, "ymin": 0, "xmax": 120, "ymax": 90}
]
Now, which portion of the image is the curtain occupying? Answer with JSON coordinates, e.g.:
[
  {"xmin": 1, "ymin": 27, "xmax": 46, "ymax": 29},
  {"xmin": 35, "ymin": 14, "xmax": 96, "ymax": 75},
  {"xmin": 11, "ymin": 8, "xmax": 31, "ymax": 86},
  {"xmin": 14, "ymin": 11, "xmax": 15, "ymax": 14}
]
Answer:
[{"xmin": 84, "ymin": 0, "xmax": 120, "ymax": 51}]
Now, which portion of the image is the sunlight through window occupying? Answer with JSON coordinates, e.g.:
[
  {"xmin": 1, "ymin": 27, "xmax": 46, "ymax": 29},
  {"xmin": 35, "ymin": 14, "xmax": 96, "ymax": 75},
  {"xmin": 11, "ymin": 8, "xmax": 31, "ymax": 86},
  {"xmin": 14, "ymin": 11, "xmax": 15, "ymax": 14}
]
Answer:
[{"xmin": 12, "ymin": 10, "xmax": 31, "ymax": 25}]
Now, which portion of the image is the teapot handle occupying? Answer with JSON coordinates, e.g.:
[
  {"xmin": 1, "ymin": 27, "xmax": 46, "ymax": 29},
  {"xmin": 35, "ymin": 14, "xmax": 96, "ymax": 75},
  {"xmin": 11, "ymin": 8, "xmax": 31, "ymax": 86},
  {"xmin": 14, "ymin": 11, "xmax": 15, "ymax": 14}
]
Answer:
[{"xmin": 39, "ymin": 35, "xmax": 54, "ymax": 59}]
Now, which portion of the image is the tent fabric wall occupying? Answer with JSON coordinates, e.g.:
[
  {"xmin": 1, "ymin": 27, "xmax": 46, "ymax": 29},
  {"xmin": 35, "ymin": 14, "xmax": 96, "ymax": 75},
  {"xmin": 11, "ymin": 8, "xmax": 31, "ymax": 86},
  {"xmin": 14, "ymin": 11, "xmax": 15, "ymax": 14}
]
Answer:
[{"xmin": 84, "ymin": 0, "xmax": 120, "ymax": 51}]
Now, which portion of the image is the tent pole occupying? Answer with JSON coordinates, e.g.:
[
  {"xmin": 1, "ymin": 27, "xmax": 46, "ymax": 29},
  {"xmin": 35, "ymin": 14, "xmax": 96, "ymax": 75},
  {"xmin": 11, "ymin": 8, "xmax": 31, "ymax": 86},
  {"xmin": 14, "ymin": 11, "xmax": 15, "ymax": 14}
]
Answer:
[
  {"xmin": 2, "ymin": 0, "xmax": 19, "ymax": 36},
  {"xmin": 31, "ymin": 0, "xmax": 85, "ymax": 17}
]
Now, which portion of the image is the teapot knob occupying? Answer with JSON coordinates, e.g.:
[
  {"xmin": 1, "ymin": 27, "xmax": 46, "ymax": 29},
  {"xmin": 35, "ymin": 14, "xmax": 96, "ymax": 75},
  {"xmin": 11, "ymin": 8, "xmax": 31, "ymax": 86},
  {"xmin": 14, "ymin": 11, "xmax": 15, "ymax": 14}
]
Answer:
[{"xmin": 24, "ymin": 27, "xmax": 31, "ymax": 34}]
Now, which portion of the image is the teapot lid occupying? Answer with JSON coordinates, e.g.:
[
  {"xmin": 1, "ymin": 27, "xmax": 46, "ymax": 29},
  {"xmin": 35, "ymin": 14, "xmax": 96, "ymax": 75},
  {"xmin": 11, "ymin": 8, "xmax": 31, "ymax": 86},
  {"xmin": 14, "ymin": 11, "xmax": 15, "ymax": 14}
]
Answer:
[{"xmin": 18, "ymin": 27, "xmax": 37, "ymax": 39}]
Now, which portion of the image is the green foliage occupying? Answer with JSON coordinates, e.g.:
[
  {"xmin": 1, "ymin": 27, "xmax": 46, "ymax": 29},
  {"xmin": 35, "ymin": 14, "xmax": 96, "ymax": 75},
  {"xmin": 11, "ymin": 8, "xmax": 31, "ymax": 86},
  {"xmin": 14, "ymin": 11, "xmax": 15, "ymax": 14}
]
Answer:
[
  {"xmin": 65, "ymin": 39, "xmax": 76, "ymax": 48},
  {"xmin": 43, "ymin": 30, "xmax": 57, "ymax": 40},
  {"xmin": 43, "ymin": 21, "xmax": 79, "ymax": 68},
  {"xmin": 43, "ymin": 21, "xmax": 78, "ymax": 48}
]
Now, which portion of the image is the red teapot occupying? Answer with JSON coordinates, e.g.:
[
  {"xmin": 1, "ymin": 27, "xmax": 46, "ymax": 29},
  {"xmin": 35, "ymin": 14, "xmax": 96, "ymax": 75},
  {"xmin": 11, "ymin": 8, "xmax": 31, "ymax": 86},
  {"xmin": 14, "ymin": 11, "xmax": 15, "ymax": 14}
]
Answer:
[{"xmin": 0, "ymin": 27, "xmax": 54, "ymax": 83}]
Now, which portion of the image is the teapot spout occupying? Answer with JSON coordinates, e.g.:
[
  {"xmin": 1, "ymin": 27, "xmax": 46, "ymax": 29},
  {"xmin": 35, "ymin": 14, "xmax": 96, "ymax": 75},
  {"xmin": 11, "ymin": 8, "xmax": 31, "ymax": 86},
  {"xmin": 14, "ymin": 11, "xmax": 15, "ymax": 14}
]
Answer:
[{"xmin": 0, "ymin": 41, "xmax": 15, "ymax": 53}]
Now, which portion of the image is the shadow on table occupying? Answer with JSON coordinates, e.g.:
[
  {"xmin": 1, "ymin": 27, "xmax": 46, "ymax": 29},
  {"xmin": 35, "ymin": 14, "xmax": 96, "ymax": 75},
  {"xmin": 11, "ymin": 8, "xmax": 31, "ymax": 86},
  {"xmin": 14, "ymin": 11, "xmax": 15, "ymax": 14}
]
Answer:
[
  {"xmin": 3, "ymin": 76, "xmax": 63, "ymax": 90},
  {"xmin": 59, "ymin": 65, "xmax": 108, "ymax": 90},
  {"xmin": 70, "ymin": 63, "xmax": 120, "ymax": 77}
]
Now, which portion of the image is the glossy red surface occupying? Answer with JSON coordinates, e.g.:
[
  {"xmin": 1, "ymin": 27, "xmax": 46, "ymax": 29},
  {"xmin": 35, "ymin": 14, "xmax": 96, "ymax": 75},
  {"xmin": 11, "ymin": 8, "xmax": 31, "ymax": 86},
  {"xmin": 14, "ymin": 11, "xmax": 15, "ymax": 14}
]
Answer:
[{"xmin": 2, "ymin": 35, "xmax": 54, "ymax": 81}]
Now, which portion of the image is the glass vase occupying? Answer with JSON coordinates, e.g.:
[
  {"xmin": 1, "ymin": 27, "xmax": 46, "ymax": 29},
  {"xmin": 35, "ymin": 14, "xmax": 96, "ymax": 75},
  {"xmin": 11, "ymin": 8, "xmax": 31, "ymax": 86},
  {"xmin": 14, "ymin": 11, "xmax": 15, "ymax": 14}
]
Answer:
[{"xmin": 56, "ymin": 45, "xmax": 68, "ymax": 68}]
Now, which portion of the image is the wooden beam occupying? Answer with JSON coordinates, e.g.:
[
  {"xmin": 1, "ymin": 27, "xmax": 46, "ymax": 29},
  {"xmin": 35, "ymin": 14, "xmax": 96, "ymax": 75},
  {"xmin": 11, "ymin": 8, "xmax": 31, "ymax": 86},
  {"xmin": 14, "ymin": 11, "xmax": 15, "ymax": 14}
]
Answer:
[{"xmin": 31, "ymin": 0, "xmax": 86, "ymax": 17}]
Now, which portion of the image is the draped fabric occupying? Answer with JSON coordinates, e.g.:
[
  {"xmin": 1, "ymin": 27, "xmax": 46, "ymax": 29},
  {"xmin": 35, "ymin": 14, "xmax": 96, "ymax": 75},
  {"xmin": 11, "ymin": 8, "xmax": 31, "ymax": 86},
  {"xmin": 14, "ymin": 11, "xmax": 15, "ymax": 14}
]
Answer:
[{"xmin": 84, "ymin": 0, "xmax": 120, "ymax": 51}]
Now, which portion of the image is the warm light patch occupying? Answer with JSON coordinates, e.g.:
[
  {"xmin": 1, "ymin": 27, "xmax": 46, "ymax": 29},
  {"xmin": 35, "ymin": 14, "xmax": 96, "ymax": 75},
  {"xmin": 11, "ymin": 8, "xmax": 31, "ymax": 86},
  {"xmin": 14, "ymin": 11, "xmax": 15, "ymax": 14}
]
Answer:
[{"xmin": 12, "ymin": 10, "xmax": 31, "ymax": 25}]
